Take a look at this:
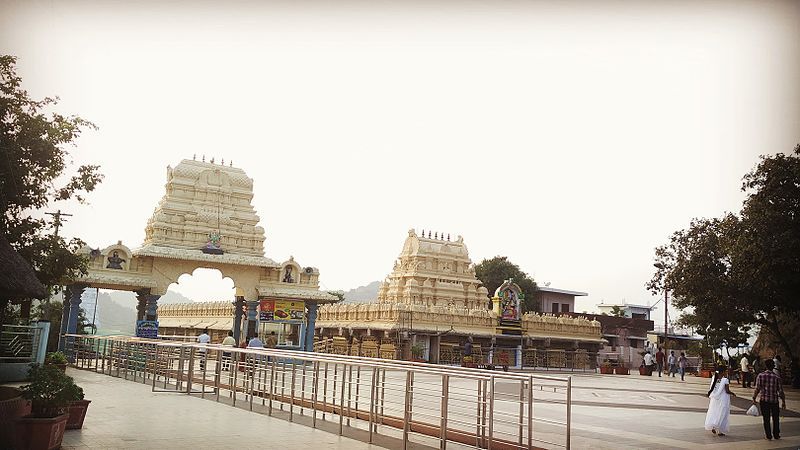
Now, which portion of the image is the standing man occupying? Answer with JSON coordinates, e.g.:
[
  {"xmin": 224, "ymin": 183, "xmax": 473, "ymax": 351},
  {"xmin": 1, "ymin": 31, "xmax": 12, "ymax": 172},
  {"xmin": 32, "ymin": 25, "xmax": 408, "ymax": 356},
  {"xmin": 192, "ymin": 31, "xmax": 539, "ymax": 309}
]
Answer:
[
  {"xmin": 462, "ymin": 336, "xmax": 473, "ymax": 367},
  {"xmin": 221, "ymin": 330, "xmax": 236, "ymax": 370},
  {"xmin": 740, "ymin": 353, "xmax": 751, "ymax": 388},
  {"xmin": 678, "ymin": 352, "xmax": 688, "ymax": 381},
  {"xmin": 667, "ymin": 351, "xmax": 676, "ymax": 377},
  {"xmin": 752, "ymin": 359, "xmax": 786, "ymax": 441},
  {"xmin": 197, "ymin": 328, "xmax": 211, "ymax": 371},
  {"xmin": 265, "ymin": 331, "xmax": 278, "ymax": 348},
  {"xmin": 655, "ymin": 347, "xmax": 665, "ymax": 377},
  {"xmin": 644, "ymin": 350, "xmax": 655, "ymax": 376}
]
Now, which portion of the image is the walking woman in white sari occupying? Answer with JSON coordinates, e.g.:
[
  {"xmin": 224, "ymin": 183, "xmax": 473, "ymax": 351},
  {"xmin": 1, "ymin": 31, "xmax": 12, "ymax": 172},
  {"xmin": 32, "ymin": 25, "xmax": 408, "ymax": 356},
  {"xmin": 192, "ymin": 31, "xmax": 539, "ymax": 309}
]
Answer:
[{"xmin": 705, "ymin": 365, "xmax": 736, "ymax": 436}]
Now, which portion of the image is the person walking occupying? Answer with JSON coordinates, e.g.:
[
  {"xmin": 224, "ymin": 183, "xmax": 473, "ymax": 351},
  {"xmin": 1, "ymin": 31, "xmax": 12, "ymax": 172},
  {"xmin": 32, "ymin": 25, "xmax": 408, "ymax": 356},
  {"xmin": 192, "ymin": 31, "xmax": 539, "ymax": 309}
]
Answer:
[
  {"xmin": 656, "ymin": 348, "xmax": 665, "ymax": 377},
  {"xmin": 752, "ymin": 359, "xmax": 786, "ymax": 441},
  {"xmin": 678, "ymin": 352, "xmax": 688, "ymax": 381},
  {"xmin": 668, "ymin": 351, "xmax": 676, "ymax": 377},
  {"xmin": 740, "ymin": 353, "xmax": 751, "ymax": 388},
  {"xmin": 197, "ymin": 328, "xmax": 210, "ymax": 371},
  {"xmin": 705, "ymin": 366, "xmax": 735, "ymax": 436}
]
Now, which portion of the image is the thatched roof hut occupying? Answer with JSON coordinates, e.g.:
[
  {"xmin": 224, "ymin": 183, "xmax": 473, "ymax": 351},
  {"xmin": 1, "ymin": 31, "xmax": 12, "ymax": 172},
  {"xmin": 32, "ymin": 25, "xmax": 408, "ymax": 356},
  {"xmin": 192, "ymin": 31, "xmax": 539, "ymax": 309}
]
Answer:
[{"xmin": 0, "ymin": 234, "xmax": 47, "ymax": 301}]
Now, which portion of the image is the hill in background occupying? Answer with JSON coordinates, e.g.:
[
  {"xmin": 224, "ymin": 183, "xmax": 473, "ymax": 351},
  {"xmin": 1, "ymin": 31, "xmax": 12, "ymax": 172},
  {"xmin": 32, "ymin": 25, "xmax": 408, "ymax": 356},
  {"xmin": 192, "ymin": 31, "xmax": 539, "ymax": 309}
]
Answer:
[{"xmin": 341, "ymin": 281, "xmax": 381, "ymax": 303}]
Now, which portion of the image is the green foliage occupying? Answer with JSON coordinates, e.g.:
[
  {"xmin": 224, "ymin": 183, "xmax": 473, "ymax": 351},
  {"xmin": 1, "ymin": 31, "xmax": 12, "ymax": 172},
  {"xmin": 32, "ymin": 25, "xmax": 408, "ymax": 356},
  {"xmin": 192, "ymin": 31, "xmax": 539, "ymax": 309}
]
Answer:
[
  {"xmin": 20, "ymin": 364, "xmax": 84, "ymax": 417},
  {"xmin": 610, "ymin": 306, "xmax": 626, "ymax": 317},
  {"xmin": 649, "ymin": 146, "xmax": 800, "ymax": 361},
  {"xmin": 411, "ymin": 343, "xmax": 425, "ymax": 359},
  {"xmin": 0, "ymin": 55, "xmax": 102, "ymax": 295},
  {"xmin": 44, "ymin": 351, "xmax": 68, "ymax": 365},
  {"xmin": 474, "ymin": 256, "xmax": 539, "ymax": 312},
  {"xmin": 327, "ymin": 291, "xmax": 345, "ymax": 303}
]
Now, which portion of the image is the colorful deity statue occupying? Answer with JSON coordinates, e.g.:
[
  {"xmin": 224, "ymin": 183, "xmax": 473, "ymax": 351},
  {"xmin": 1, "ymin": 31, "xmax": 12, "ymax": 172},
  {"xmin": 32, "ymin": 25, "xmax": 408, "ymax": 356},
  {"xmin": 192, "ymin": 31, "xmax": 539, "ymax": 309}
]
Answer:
[
  {"xmin": 201, "ymin": 231, "xmax": 224, "ymax": 255},
  {"xmin": 492, "ymin": 278, "xmax": 523, "ymax": 322}
]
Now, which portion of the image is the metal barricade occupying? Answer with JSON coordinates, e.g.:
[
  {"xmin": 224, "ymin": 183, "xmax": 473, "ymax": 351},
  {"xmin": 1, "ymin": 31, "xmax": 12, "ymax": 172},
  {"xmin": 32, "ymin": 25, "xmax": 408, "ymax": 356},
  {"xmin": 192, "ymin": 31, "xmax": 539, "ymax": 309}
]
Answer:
[{"xmin": 66, "ymin": 334, "xmax": 573, "ymax": 449}]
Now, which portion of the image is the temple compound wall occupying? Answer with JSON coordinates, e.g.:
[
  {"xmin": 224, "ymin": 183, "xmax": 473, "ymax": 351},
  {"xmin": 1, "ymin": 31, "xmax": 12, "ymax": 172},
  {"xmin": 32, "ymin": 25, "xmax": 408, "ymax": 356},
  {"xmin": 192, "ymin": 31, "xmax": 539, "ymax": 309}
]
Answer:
[{"xmin": 314, "ymin": 229, "xmax": 602, "ymax": 365}]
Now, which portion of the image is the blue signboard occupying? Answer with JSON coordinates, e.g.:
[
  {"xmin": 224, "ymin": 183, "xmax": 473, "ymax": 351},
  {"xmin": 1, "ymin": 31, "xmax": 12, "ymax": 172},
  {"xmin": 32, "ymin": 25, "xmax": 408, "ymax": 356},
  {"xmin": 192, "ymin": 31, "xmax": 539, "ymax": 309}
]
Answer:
[{"xmin": 136, "ymin": 320, "xmax": 159, "ymax": 338}]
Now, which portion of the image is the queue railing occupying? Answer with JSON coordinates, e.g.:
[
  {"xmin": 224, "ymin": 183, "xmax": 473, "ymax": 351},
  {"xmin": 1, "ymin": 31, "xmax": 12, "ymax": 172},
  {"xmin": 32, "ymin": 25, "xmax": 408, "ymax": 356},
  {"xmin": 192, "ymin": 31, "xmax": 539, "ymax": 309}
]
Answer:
[{"xmin": 66, "ymin": 334, "xmax": 573, "ymax": 449}]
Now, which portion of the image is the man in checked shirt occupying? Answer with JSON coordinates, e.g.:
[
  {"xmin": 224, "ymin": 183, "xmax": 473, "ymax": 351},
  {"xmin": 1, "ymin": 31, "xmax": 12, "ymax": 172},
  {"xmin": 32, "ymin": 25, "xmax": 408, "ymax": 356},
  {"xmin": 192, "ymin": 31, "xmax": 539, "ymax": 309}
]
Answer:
[{"xmin": 752, "ymin": 359, "xmax": 787, "ymax": 440}]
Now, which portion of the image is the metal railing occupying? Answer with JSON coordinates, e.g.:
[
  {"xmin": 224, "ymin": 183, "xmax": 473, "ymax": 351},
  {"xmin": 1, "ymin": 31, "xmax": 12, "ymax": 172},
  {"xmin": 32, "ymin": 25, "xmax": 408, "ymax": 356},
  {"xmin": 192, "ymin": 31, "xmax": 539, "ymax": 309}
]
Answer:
[
  {"xmin": 0, "ymin": 325, "xmax": 41, "ymax": 363},
  {"xmin": 66, "ymin": 334, "xmax": 572, "ymax": 449}
]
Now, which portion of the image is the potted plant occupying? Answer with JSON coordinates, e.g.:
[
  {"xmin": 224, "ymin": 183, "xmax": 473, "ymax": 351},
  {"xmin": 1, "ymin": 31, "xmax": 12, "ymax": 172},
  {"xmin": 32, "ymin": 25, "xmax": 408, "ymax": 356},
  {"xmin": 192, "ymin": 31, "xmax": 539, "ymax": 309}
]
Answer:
[
  {"xmin": 410, "ymin": 344, "xmax": 426, "ymax": 362},
  {"xmin": 15, "ymin": 364, "xmax": 83, "ymax": 450},
  {"xmin": 614, "ymin": 363, "xmax": 629, "ymax": 375},
  {"xmin": 44, "ymin": 352, "xmax": 68, "ymax": 373},
  {"xmin": 599, "ymin": 360, "xmax": 614, "ymax": 374},
  {"xmin": 66, "ymin": 389, "xmax": 91, "ymax": 430}
]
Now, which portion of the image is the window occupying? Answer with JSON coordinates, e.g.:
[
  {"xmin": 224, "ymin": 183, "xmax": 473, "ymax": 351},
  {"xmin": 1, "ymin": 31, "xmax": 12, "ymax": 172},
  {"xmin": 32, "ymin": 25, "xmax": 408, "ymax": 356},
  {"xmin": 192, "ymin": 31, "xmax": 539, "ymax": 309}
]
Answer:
[
  {"xmin": 632, "ymin": 313, "xmax": 646, "ymax": 319},
  {"xmin": 551, "ymin": 303, "xmax": 559, "ymax": 313},
  {"xmin": 561, "ymin": 303, "xmax": 570, "ymax": 313}
]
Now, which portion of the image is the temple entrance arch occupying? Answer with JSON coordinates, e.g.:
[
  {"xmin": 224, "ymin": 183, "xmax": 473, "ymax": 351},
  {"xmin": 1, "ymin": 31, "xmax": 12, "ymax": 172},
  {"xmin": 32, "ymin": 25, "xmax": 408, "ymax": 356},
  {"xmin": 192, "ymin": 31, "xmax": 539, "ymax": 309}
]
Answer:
[{"xmin": 61, "ymin": 158, "xmax": 338, "ymax": 351}]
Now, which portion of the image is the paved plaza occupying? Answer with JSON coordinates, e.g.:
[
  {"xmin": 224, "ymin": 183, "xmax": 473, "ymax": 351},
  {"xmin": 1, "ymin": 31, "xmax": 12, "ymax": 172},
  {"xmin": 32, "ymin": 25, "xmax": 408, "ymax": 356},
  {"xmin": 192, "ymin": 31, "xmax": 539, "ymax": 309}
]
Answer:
[{"xmin": 52, "ymin": 367, "xmax": 799, "ymax": 449}]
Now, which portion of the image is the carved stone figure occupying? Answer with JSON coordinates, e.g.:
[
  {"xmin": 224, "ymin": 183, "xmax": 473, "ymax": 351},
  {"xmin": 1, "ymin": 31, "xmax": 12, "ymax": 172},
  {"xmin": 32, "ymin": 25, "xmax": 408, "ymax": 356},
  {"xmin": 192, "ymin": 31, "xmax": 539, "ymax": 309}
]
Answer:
[
  {"xmin": 106, "ymin": 250, "xmax": 126, "ymax": 269},
  {"xmin": 283, "ymin": 266, "xmax": 294, "ymax": 283}
]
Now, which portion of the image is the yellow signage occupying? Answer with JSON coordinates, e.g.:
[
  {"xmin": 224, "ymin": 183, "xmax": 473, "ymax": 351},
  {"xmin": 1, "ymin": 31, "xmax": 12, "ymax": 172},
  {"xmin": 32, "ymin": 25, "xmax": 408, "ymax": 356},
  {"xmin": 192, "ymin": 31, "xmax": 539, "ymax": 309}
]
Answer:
[{"xmin": 273, "ymin": 300, "xmax": 305, "ymax": 321}]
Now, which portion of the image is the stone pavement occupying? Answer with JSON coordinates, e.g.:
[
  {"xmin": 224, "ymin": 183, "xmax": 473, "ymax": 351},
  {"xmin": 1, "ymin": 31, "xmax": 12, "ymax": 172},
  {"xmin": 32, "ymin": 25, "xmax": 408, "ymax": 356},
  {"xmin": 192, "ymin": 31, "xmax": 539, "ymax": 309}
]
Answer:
[
  {"xmin": 20, "ymin": 367, "xmax": 799, "ymax": 450},
  {"xmin": 59, "ymin": 368, "xmax": 375, "ymax": 449},
  {"xmin": 544, "ymin": 370, "xmax": 800, "ymax": 449}
]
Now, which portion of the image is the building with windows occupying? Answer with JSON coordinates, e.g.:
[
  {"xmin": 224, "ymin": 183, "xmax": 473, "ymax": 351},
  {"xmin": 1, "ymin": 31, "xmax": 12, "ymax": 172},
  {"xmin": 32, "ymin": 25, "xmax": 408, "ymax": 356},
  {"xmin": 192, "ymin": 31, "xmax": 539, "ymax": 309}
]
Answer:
[{"xmin": 531, "ymin": 286, "xmax": 588, "ymax": 314}]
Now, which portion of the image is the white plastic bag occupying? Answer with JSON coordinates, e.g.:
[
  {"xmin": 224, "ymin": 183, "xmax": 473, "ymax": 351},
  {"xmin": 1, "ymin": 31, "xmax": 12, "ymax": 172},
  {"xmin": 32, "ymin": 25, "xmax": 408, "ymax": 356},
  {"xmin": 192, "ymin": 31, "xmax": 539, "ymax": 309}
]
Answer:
[{"xmin": 746, "ymin": 404, "xmax": 759, "ymax": 417}]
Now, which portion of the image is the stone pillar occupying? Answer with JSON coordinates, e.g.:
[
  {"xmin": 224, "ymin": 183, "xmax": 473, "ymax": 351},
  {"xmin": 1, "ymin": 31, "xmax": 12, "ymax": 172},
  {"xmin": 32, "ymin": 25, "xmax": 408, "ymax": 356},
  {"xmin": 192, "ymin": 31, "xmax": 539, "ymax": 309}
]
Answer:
[
  {"xmin": 34, "ymin": 321, "xmax": 51, "ymax": 365},
  {"xmin": 245, "ymin": 300, "xmax": 258, "ymax": 340},
  {"xmin": 232, "ymin": 296, "xmax": 245, "ymax": 345},
  {"xmin": 58, "ymin": 296, "xmax": 70, "ymax": 351},
  {"xmin": 304, "ymin": 301, "xmax": 319, "ymax": 352},
  {"xmin": 145, "ymin": 295, "xmax": 160, "ymax": 321},
  {"xmin": 65, "ymin": 284, "xmax": 86, "ymax": 357},
  {"xmin": 135, "ymin": 289, "xmax": 149, "ymax": 324},
  {"xmin": 430, "ymin": 335, "xmax": 441, "ymax": 364}
]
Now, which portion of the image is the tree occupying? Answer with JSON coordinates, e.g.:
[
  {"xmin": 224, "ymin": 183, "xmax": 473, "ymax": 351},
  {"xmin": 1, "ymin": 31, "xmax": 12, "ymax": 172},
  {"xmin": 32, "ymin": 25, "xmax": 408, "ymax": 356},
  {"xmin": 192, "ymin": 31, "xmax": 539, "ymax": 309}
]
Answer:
[
  {"xmin": 610, "ymin": 305, "xmax": 626, "ymax": 317},
  {"xmin": 474, "ymin": 256, "xmax": 539, "ymax": 312},
  {"xmin": 648, "ymin": 146, "xmax": 800, "ymax": 364},
  {"xmin": 0, "ymin": 55, "xmax": 102, "ymax": 296}
]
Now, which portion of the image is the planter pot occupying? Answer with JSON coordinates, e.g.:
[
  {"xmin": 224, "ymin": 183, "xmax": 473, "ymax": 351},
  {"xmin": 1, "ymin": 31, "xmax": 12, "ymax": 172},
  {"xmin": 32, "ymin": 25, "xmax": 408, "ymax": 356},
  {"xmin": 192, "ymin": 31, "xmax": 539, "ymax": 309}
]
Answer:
[
  {"xmin": 45, "ymin": 363, "xmax": 67, "ymax": 373},
  {"xmin": 599, "ymin": 366, "xmax": 614, "ymax": 374},
  {"xmin": 14, "ymin": 413, "xmax": 68, "ymax": 450},
  {"xmin": 614, "ymin": 367, "xmax": 629, "ymax": 375},
  {"xmin": 0, "ymin": 387, "xmax": 31, "ymax": 446},
  {"xmin": 639, "ymin": 367, "xmax": 649, "ymax": 376},
  {"xmin": 699, "ymin": 369, "xmax": 713, "ymax": 378},
  {"xmin": 66, "ymin": 399, "xmax": 91, "ymax": 429}
]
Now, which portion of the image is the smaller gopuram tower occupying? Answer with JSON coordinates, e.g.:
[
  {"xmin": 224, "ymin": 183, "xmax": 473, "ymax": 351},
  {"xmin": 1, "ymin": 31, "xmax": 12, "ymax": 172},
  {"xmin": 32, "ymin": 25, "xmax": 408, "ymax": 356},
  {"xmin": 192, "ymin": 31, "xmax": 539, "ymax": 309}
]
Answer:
[{"xmin": 376, "ymin": 229, "xmax": 490, "ymax": 309}]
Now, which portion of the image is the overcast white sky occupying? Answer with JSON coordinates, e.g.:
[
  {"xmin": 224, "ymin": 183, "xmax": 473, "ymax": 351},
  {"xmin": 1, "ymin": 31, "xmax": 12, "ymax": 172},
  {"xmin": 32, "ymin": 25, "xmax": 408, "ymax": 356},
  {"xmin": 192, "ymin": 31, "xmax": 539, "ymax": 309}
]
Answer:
[{"xmin": 2, "ymin": 1, "xmax": 799, "ymax": 317}]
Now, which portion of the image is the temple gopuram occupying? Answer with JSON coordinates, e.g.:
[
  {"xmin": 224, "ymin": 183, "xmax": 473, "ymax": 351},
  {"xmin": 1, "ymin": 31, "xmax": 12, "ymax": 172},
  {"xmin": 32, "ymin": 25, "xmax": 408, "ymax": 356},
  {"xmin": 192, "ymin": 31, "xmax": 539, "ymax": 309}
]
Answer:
[
  {"xmin": 62, "ymin": 158, "xmax": 338, "ymax": 352},
  {"xmin": 314, "ymin": 229, "xmax": 603, "ymax": 366}
]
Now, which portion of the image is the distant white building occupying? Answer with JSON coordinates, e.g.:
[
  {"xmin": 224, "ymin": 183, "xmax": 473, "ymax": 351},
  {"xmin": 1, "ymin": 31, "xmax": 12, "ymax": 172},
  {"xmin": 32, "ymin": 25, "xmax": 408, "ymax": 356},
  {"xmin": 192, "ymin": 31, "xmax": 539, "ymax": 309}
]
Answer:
[
  {"xmin": 532, "ymin": 286, "xmax": 588, "ymax": 314},
  {"xmin": 597, "ymin": 302, "xmax": 653, "ymax": 320}
]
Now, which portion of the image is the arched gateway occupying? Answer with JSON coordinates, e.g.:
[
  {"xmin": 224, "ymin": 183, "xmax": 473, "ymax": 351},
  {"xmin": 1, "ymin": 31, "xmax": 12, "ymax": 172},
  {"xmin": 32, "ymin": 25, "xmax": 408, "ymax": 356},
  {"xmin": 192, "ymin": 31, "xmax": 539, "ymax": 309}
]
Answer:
[{"xmin": 59, "ymin": 158, "xmax": 337, "ymax": 351}]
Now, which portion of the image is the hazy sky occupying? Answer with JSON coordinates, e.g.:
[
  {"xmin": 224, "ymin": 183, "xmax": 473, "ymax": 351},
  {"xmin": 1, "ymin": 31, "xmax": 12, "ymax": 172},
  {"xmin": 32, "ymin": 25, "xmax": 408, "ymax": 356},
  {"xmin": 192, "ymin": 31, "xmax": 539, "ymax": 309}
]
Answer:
[{"xmin": 2, "ymin": 1, "xmax": 799, "ymax": 317}]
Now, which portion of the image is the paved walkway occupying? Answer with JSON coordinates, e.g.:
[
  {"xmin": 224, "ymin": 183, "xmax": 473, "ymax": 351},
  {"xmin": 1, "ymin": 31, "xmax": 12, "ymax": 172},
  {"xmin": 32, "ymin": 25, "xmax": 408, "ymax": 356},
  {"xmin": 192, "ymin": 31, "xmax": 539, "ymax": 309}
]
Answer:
[
  {"xmin": 550, "ymin": 371, "xmax": 800, "ymax": 449},
  {"xmin": 11, "ymin": 367, "xmax": 798, "ymax": 449},
  {"xmin": 60, "ymin": 368, "xmax": 375, "ymax": 449}
]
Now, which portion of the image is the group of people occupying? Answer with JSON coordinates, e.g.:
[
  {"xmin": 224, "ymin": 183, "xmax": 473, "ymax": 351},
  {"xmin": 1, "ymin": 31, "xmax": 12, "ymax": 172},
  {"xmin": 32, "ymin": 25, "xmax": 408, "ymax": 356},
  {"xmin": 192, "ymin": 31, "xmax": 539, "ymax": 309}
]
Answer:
[
  {"xmin": 642, "ymin": 348, "xmax": 689, "ymax": 380},
  {"xmin": 704, "ymin": 357, "xmax": 787, "ymax": 441},
  {"xmin": 195, "ymin": 328, "xmax": 279, "ymax": 371}
]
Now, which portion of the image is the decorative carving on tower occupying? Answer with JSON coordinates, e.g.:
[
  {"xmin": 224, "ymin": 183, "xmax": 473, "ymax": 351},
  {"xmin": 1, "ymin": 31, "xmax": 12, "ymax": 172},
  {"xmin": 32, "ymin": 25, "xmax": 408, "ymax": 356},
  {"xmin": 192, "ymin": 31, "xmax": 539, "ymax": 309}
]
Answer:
[{"xmin": 141, "ymin": 159, "xmax": 266, "ymax": 256}]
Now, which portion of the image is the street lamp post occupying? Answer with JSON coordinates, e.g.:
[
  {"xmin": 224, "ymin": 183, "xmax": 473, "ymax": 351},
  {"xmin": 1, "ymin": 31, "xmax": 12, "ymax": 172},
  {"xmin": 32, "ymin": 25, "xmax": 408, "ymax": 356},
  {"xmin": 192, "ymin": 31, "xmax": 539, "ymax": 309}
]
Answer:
[{"xmin": 654, "ymin": 263, "xmax": 668, "ymax": 349}]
